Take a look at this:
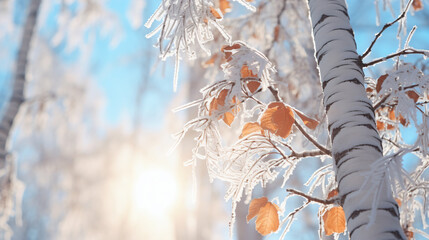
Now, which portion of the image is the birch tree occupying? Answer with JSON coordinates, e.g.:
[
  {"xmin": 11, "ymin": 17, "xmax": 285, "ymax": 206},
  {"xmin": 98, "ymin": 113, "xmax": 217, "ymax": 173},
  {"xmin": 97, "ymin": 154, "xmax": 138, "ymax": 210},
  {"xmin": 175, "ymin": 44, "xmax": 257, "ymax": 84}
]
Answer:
[{"xmin": 147, "ymin": 0, "xmax": 429, "ymax": 239}]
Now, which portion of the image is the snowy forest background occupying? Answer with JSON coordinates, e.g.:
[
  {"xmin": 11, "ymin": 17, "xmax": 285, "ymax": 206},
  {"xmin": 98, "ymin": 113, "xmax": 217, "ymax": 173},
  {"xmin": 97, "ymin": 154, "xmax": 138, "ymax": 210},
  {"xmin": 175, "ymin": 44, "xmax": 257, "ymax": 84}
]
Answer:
[{"xmin": 0, "ymin": 0, "xmax": 429, "ymax": 239}]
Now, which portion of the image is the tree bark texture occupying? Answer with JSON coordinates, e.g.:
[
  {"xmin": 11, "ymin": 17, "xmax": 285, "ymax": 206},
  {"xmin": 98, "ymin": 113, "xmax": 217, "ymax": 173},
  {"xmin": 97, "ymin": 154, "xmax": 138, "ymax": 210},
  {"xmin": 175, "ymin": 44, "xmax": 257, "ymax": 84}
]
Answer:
[
  {"xmin": 0, "ymin": 0, "xmax": 42, "ymax": 211},
  {"xmin": 0, "ymin": 0, "xmax": 41, "ymax": 167},
  {"xmin": 307, "ymin": 0, "xmax": 405, "ymax": 239}
]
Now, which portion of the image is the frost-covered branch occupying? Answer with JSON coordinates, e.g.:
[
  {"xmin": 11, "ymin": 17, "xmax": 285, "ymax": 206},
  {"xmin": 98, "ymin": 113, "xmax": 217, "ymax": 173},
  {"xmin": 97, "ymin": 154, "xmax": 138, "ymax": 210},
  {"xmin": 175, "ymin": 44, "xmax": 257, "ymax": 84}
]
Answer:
[
  {"xmin": 0, "ymin": 0, "xmax": 41, "ymax": 236},
  {"xmin": 286, "ymin": 189, "xmax": 336, "ymax": 205},
  {"xmin": 294, "ymin": 120, "xmax": 330, "ymax": 155},
  {"xmin": 363, "ymin": 48, "xmax": 429, "ymax": 67},
  {"xmin": 361, "ymin": 0, "xmax": 413, "ymax": 59}
]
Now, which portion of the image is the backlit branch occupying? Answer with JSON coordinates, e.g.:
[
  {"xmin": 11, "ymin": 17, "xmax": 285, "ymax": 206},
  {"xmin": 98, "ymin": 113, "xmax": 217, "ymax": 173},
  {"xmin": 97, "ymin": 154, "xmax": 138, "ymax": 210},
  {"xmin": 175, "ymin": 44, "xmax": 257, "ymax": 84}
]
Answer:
[
  {"xmin": 294, "ymin": 120, "xmax": 331, "ymax": 155},
  {"xmin": 363, "ymin": 48, "xmax": 429, "ymax": 67},
  {"xmin": 361, "ymin": 0, "xmax": 413, "ymax": 59},
  {"xmin": 287, "ymin": 189, "xmax": 336, "ymax": 205}
]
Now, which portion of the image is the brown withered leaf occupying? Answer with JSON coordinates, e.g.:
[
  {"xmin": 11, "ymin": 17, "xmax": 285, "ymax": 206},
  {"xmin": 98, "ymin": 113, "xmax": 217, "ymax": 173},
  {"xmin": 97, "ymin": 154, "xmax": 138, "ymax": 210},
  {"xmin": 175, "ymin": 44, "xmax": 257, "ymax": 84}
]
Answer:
[
  {"xmin": 210, "ymin": 7, "xmax": 222, "ymax": 19},
  {"xmin": 377, "ymin": 120, "xmax": 385, "ymax": 131},
  {"xmin": 387, "ymin": 124, "xmax": 395, "ymax": 130},
  {"xmin": 203, "ymin": 53, "xmax": 218, "ymax": 68},
  {"xmin": 395, "ymin": 198, "xmax": 402, "ymax": 207},
  {"xmin": 209, "ymin": 90, "xmax": 239, "ymax": 126},
  {"xmin": 255, "ymin": 202, "xmax": 280, "ymax": 236},
  {"xmin": 219, "ymin": 0, "xmax": 232, "ymax": 14},
  {"xmin": 293, "ymin": 109, "xmax": 319, "ymax": 129},
  {"xmin": 209, "ymin": 89, "xmax": 228, "ymax": 116},
  {"xmin": 399, "ymin": 114, "xmax": 408, "ymax": 126},
  {"xmin": 221, "ymin": 43, "xmax": 241, "ymax": 60},
  {"xmin": 223, "ymin": 112, "xmax": 234, "ymax": 126},
  {"xmin": 241, "ymin": 65, "xmax": 258, "ymax": 78},
  {"xmin": 376, "ymin": 74, "xmax": 388, "ymax": 93},
  {"xmin": 240, "ymin": 122, "xmax": 264, "ymax": 139},
  {"xmin": 247, "ymin": 80, "xmax": 261, "ymax": 94},
  {"xmin": 247, "ymin": 197, "xmax": 268, "ymax": 222},
  {"xmin": 327, "ymin": 189, "xmax": 338, "ymax": 199},
  {"xmin": 323, "ymin": 206, "xmax": 346, "ymax": 236},
  {"xmin": 406, "ymin": 90, "xmax": 419, "ymax": 103},
  {"xmin": 388, "ymin": 108, "xmax": 396, "ymax": 121},
  {"xmin": 260, "ymin": 102, "xmax": 295, "ymax": 138},
  {"xmin": 413, "ymin": 0, "xmax": 423, "ymax": 11}
]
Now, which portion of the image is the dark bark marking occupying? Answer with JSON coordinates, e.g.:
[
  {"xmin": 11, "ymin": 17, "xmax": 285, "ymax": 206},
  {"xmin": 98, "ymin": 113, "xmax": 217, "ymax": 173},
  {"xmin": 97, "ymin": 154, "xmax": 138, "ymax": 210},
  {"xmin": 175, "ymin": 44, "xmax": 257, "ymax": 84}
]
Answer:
[
  {"xmin": 322, "ymin": 75, "xmax": 338, "ymax": 90},
  {"xmin": 313, "ymin": 14, "xmax": 334, "ymax": 30},
  {"xmin": 338, "ymin": 170, "xmax": 359, "ymax": 187},
  {"xmin": 349, "ymin": 223, "xmax": 367, "ymax": 238}
]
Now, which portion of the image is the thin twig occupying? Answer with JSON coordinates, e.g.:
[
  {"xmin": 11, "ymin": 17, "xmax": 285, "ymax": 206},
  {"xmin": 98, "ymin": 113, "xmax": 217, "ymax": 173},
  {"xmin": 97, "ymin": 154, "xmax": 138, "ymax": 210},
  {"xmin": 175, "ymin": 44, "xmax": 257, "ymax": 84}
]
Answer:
[
  {"xmin": 363, "ymin": 48, "xmax": 429, "ymax": 67},
  {"xmin": 268, "ymin": 86, "xmax": 281, "ymax": 102},
  {"xmin": 286, "ymin": 189, "xmax": 335, "ymax": 205},
  {"xmin": 373, "ymin": 93, "xmax": 391, "ymax": 110},
  {"xmin": 291, "ymin": 149, "xmax": 328, "ymax": 158},
  {"xmin": 361, "ymin": 0, "xmax": 413, "ymax": 59},
  {"xmin": 294, "ymin": 120, "xmax": 331, "ymax": 155}
]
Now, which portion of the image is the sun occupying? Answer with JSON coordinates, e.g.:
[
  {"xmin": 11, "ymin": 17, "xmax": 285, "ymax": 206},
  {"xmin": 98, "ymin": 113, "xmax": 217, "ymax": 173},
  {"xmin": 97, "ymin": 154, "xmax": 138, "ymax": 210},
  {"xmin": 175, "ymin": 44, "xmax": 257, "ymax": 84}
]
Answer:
[{"xmin": 132, "ymin": 167, "xmax": 178, "ymax": 216}]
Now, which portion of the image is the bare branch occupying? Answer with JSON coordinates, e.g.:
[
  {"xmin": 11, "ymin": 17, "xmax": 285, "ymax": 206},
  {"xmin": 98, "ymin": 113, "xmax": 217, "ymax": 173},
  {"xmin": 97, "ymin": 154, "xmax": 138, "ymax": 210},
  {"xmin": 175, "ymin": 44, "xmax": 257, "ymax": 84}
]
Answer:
[
  {"xmin": 363, "ymin": 48, "xmax": 429, "ymax": 67},
  {"xmin": 361, "ymin": 0, "xmax": 413, "ymax": 59},
  {"xmin": 294, "ymin": 120, "xmax": 331, "ymax": 155},
  {"xmin": 373, "ymin": 93, "xmax": 391, "ymax": 110},
  {"xmin": 286, "ymin": 189, "xmax": 335, "ymax": 205}
]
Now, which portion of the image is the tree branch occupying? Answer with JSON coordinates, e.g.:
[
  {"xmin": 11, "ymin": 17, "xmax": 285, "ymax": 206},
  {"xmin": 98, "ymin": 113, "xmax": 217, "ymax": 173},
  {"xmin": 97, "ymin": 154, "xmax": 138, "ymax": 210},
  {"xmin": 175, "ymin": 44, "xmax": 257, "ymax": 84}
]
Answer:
[
  {"xmin": 0, "ymin": 0, "xmax": 41, "ymax": 165},
  {"xmin": 373, "ymin": 93, "xmax": 391, "ymax": 110},
  {"xmin": 291, "ymin": 149, "xmax": 328, "ymax": 158},
  {"xmin": 361, "ymin": 0, "xmax": 413, "ymax": 59},
  {"xmin": 294, "ymin": 120, "xmax": 331, "ymax": 155},
  {"xmin": 363, "ymin": 48, "xmax": 429, "ymax": 67},
  {"xmin": 286, "ymin": 189, "xmax": 335, "ymax": 205}
]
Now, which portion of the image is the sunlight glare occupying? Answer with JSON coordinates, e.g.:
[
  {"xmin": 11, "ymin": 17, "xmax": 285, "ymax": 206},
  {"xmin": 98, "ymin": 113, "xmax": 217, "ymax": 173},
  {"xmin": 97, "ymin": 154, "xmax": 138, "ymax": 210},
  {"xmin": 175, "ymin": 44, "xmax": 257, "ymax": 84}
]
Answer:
[{"xmin": 133, "ymin": 168, "xmax": 178, "ymax": 216}]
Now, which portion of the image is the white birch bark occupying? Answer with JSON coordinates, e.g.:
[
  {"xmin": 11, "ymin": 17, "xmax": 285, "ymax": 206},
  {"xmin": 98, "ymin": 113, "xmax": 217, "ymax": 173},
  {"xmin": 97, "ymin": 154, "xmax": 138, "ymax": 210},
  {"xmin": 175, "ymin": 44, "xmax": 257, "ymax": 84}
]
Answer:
[
  {"xmin": 307, "ymin": 0, "xmax": 406, "ymax": 239},
  {"xmin": 0, "ymin": 0, "xmax": 41, "ymax": 206}
]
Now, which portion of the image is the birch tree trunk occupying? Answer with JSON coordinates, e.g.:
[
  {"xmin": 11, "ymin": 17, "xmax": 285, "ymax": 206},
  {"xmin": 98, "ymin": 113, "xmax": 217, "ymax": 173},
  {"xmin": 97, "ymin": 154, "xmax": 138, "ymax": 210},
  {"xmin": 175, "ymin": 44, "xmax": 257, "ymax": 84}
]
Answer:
[
  {"xmin": 307, "ymin": 0, "xmax": 406, "ymax": 239},
  {"xmin": 0, "ymin": 0, "xmax": 41, "ymax": 207}
]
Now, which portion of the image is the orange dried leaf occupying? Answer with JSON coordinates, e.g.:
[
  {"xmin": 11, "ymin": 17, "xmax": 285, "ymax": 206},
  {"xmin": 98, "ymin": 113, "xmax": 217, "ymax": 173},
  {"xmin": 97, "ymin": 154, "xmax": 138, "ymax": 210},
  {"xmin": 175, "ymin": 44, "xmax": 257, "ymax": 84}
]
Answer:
[
  {"xmin": 406, "ymin": 230, "xmax": 414, "ymax": 240},
  {"xmin": 387, "ymin": 124, "xmax": 395, "ymax": 130},
  {"xmin": 376, "ymin": 74, "xmax": 388, "ymax": 93},
  {"xmin": 247, "ymin": 81, "xmax": 261, "ymax": 93},
  {"xmin": 406, "ymin": 90, "xmax": 419, "ymax": 103},
  {"xmin": 255, "ymin": 202, "xmax": 280, "ymax": 236},
  {"xmin": 377, "ymin": 120, "xmax": 385, "ymax": 131},
  {"xmin": 219, "ymin": 0, "xmax": 232, "ymax": 14},
  {"xmin": 388, "ymin": 108, "xmax": 396, "ymax": 121},
  {"xmin": 395, "ymin": 198, "xmax": 402, "ymax": 207},
  {"xmin": 223, "ymin": 112, "xmax": 234, "ymax": 126},
  {"xmin": 323, "ymin": 206, "xmax": 346, "ymax": 236},
  {"xmin": 399, "ymin": 114, "xmax": 408, "ymax": 126},
  {"xmin": 240, "ymin": 122, "xmax": 264, "ymax": 139},
  {"xmin": 221, "ymin": 43, "xmax": 241, "ymax": 52},
  {"xmin": 209, "ymin": 89, "xmax": 228, "ymax": 115},
  {"xmin": 221, "ymin": 43, "xmax": 241, "ymax": 60},
  {"xmin": 412, "ymin": 0, "xmax": 423, "ymax": 11},
  {"xmin": 260, "ymin": 102, "xmax": 295, "ymax": 138},
  {"xmin": 210, "ymin": 7, "xmax": 222, "ymax": 19},
  {"xmin": 294, "ymin": 109, "xmax": 319, "ymax": 130},
  {"xmin": 247, "ymin": 197, "xmax": 268, "ymax": 222},
  {"xmin": 327, "ymin": 189, "xmax": 338, "ymax": 199},
  {"xmin": 366, "ymin": 87, "xmax": 374, "ymax": 93},
  {"xmin": 241, "ymin": 65, "xmax": 258, "ymax": 78},
  {"xmin": 203, "ymin": 53, "xmax": 218, "ymax": 67}
]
